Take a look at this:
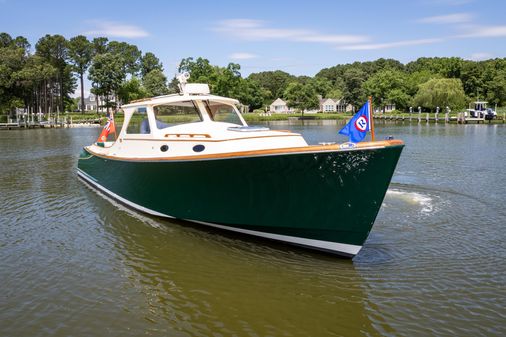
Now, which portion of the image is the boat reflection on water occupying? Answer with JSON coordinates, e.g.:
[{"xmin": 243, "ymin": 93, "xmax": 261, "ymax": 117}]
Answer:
[{"xmin": 87, "ymin": 185, "xmax": 388, "ymax": 336}]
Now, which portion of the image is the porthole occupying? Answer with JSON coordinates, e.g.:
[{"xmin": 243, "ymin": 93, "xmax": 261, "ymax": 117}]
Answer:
[
  {"xmin": 193, "ymin": 144, "xmax": 205, "ymax": 152},
  {"xmin": 160, "ymin": 145, "xmax": 169, "ymax": 152}
]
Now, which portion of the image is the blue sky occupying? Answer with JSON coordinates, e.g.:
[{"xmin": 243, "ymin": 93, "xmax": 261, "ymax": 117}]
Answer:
[{"xmin": 1, "ymin": 0, "xmax": 505, "ymax": 82}]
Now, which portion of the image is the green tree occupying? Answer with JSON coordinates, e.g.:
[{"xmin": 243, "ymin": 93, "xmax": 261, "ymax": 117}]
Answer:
[
  {"xmin": 296, "ymin": 75, "xmax": 312, "ymax": 85},
  {"xmin": 167, "ymin": 76, "xmax": 180, "ymax": 94},
  {"xmin": 0, "ymin": 32, "xmax": 13, "ymax": 48},
  {"xmin": 342, "ymin": 67, "xmax": 366, "ymax": 107},
  {"xmin": 214, "ymin": 63, "xmax": 242, "ymax": 97},
  {"xmin": 107, "ymin": 41, "xmax": 141, "ymax": 75},
  {"xmin": 247, "ymin": 70, "xmax": 295, "ymax": 103},
  {"xmin": 234, "ymin": 79, "xmax": 266, "ymax": 111},
  {"xmin": 12, "ymin": 36, "xmax": 30, "ymax": 53},
  {"xmin": 143, "ymin": 69, "xmax": 168, "ymax": 97},
  {"xmin": 88, "ymin": 53, "xmax": 126, "ymax": 112},
  {"xmin": 92, "ymin": 37, "xmax": 109, "ymax": 55},
  {"xmin": 413, "ymin": 78, "xmax": 467, "ymax": 111},
  {"xmin": 406, "ymin": 70, "xmax": 440, "ymax": 96},
  {"xmin": 308, "ymin": 77, "xmax": 333, "ymax": 98},
  {"xmin": 178, "ymin": 58, "xmax": 245, "ymax": 100},
  {"xmin": 35, "ymin": 34, "xmax": 70, "ymax": 113},
  {"xmin": 89, "ymin": 37, "xmax": 109, "ymax": 109},
  {"xmin": 326, "ymin": 88, "xmax": 344, "ymax": 99},
  {"xmin": 141, "ymin": 52, "xmax": 163, "ymax": 78},
  {"xmin": 1, "ymin": 33, "xmax": 171, "ymax": 117},
  {"xmin": 283, "ymin": 82, "xmax": 318, "ymax": 115},
  {"xmin": 406, "ymin": 57, "xmax": 463, "ymax": 78},
  {"xmin": 0, "ymin": 37, "xmax": 28, "ymax": 113},
  {"xmin": 68, "ymin": 35, "xmax": 92, "ymax": 113},
  {"xmin": 363, "ymin": 69, "xmax": 409, "ymax": 110},
  {"xmin": 485, "ymin": 70, "xmax": 506, "ymax": 106},
  {"xmin": 178, "ymin": 57, "xmax": 217, "ymax": 84},
  {"xmin": 118, "ymin": 77, "xmax": 148, "ymax": 104},
  {"xmin": 460, "ymin": 61, "xmax": 484, "ymax": 98},
  {"xmin": 386, "ymin": 89, "xmax": 410, "ymax": 110}
]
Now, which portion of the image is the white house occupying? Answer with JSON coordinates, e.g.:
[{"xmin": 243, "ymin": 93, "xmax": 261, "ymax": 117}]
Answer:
[
  {"xmin": 319, "ymin": 98, "xmax": 353, "ymax": 113},
  {"xmin": 269, "ymin": 98, "xmax": 292, "ymax": 113},
  {"xmin": 374, "ymin": 103, "xmax": 396, "ymax": 113},
  {"xmin": 78, "ymin": 94, "xmax": 99, "ymax": 112},
  {"xmin": 77, "ymin": 94, "xmax": 115, "ymax": 112}
]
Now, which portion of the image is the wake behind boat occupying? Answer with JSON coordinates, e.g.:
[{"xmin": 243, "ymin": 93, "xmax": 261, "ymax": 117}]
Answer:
[{"xmin": 77, "ymin": 74, "xmax": 404, "ymax": 257}]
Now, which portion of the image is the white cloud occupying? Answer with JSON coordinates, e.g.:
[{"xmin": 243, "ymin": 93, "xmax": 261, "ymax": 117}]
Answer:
[
  {"xmin": 468, "ymin": 52, "xmax": 493, "ymax": 61},
  {"xmin": 215, "ymin": 17, "xmax": 506, "ymax": 55},
  {"xmin": 84, "ymin": 20, "xmax": 149, "ymax": 38},
  {"xmin": 338, "ymin": 38, "xmax": 444, "ymax": 50},
  {"xmin": 214, "ymin": 19, "xmax": 368, "ymax": 45},
  {"xmin": 458, "ymin": 25, "xmax": 506, "ymax": 38},
  {"xmin": 229, "ymin": 52, "xmax": 258, "ymax": 60},
  {"xmin": 418, "ymin": 13, "xmax": 472, "ymax": 24},
  {"xmin": 422, "ymin": 0, "xmax": 473, "ymax": 6}
]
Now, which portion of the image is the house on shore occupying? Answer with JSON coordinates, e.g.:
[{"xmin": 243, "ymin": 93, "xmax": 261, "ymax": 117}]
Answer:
[
  {"xmin": 374, "ymin": 103, "xmax": 396, "ymax": 113},
  {"xmin": 319, "ymin": 98, "xmax": 353, "ymax": 113},
  {"xmin": 77, "ymin": 94, "xmax": 98, "ymax": 112},
  {"xmin": 77, "ymin": 94, "xmax": 115, "ymax": 112},
  {"xmin": 269, "ymin": 98, "xmax": 293, "ymax": 113}
]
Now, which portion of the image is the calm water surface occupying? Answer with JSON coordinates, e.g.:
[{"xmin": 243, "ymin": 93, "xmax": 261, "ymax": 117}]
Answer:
[{"xmin": 1, "ymin": 122, "xmax": 505, "ymax": 336}]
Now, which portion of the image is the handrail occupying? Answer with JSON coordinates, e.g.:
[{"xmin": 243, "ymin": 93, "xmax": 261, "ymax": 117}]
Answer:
[{"xmin": 164, "ymin": 133, "xmax": 211, "ymax": 138}]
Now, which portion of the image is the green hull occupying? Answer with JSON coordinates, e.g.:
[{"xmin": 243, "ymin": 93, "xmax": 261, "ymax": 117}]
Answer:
[{"xmin": 78, "ymin": 145, "xmax": 403, "ymax": 257}]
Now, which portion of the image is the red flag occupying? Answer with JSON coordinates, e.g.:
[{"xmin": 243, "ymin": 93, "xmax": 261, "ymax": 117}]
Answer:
[{"xmin": 97, "ymin": 113, "xmax": 116, "ymax": 143}]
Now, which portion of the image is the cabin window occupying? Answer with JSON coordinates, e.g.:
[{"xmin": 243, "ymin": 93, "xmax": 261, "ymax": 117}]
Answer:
[
  {"xmin": 206, "ymin": 102, "xmax": 243, "ymax": 125},
  {"xmin": 126, "ymin": 107, "xmax": 149, "ymax": 134},
  {"xmin": 153, "ymin": 101, "xmax": 202, "ymax": 129}
]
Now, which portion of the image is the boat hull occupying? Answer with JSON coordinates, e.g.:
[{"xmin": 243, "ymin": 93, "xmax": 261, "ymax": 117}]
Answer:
[{"xmin": 78, "ymin": 144, "xmax": 403, "ymax": 257}]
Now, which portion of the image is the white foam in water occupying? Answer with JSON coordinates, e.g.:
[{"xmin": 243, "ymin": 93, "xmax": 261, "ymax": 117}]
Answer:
[{"xmin": 386, "ymin": 189, "xmax": 434, "ymax": 213}]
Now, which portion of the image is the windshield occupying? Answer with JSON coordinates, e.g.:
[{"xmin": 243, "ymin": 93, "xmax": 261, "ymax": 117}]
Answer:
[
  {"xmin": 153, "ymin": 101, "xmax": 202, "ymax": 129},
  {"xmin": 205, "ymin": 101, "xmax": 244, "ymax": 126}
]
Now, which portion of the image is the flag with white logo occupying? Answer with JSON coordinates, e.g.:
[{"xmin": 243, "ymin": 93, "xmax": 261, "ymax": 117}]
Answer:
[{"xmin": 338, "ymin": 100, "xmax": 371, "ymax": 143}]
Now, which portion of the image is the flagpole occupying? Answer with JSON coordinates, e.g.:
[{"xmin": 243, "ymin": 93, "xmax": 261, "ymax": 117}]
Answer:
[
  {"xmin": 369, "ymin": 96, "xmax": 376, "ymax": 142},
  {"xmin": 112, "ymin": 110, "xmax": 117, "ymax": 140}
]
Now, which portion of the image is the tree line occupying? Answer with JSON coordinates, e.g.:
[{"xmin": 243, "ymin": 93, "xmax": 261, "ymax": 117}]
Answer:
[
  {"xmin": 2, "ymin": 31, "xmax": 506, "ymax": 116},
  {"xmin": 0, "ymin": 32, "xmax": 168, "ymax": 117},
  {"xmin": 315, "ymin": 57, "xmax": 506, "ymax": 112},
  {"xmin": 174, "ymin": 56, "xmax": 506, "ymax": 113}
]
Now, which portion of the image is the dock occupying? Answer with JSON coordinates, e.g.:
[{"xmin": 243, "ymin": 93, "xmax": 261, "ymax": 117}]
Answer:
[
  {"xmin": 373, "ymin": 112, "xmax": 504, "ymax": 124},
  {"xmin": 0, "ymin": 120, "xmax": 65, "ymax": 130},
  {"xmin": 0, "ymin": 117, "xmax": 101, "ymax": 130}
]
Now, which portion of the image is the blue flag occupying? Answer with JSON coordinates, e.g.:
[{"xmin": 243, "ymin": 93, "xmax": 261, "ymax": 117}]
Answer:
[{"xmin": 339, "ymin": 101, "xmax": 371, "ymax": 143}]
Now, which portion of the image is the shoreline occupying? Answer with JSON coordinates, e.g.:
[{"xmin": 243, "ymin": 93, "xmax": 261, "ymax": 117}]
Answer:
[
  {"xmin": 2, "ymin": 113, "xmax": 505, "ymax": 131},
  {"xmin": 243, "ymin": 113, "xmax": 506, "ymax": 124}
]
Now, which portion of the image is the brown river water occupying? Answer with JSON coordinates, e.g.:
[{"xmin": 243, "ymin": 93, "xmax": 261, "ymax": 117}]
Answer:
[{"xmin": 1, "ymin": 122, "xmax": 505, "ymax": 336}]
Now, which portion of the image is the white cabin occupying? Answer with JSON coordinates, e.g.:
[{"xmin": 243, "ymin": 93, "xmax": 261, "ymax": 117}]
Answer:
[{"xmin": 89, "ymin": 83, "xmax": 307, "ymax": 159}]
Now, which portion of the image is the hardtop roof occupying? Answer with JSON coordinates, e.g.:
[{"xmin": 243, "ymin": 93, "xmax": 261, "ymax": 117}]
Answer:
[{"xmin": 121, "ymin": 93, "xmax": 239, "ymax": 109}]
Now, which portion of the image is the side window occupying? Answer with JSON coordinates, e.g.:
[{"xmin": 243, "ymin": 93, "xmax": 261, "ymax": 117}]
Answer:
[
  {"xmin": 153, "ymin": 101, "xmax": 202, "ymax": 129},
  {"xmin": 208, "ymin": 103, "xmax": 243, "ymax": 125},
  {"xmin": 126, "ymin": 107, "xmax": 149, "ymax": 134}
]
